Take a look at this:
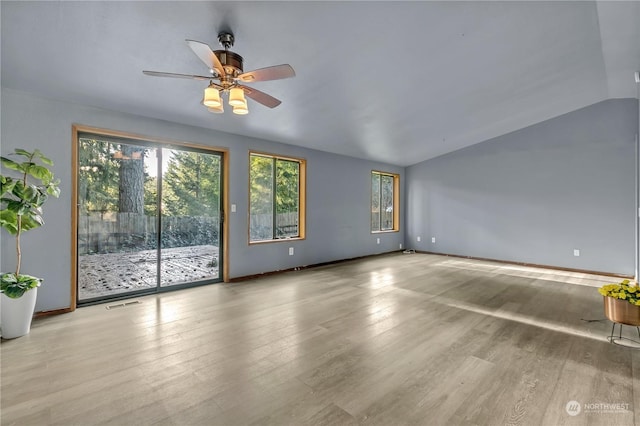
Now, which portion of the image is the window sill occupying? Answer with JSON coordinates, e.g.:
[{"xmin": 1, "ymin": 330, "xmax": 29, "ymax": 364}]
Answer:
[
  {"xmin": 249, "ymin": 237, "xmax": 306, "ymax": 245},
  {"xmin": 371, "ymin": 230, "xmax": 399, "ymax": 234}
]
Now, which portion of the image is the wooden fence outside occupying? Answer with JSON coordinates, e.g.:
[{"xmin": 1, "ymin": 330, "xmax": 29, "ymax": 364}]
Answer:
[
  {"xmin": 79, "ymin": 211, "xmax": 298, "ymax": 253},
  {"xmin": 250, "ymin": 212, "xmax": 299, "ymax": 239}
]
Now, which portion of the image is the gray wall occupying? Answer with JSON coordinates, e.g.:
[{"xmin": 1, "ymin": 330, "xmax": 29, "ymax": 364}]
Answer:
[
  {"xmin": 1, "ymin": 88, "xmax": 404, "ymax": 312},
  {"xmin": 636, "ymin": 95, "xmax": 640, "ymax": 281},
  {"xmin": 406, "ymin": 99, "xmax": 638, "ymax": 275}
]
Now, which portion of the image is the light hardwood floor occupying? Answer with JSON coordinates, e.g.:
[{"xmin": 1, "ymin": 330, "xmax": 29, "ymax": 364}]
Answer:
[{"xmin": 2, "ymin": 253, "xmax": 639, "ymax": 425}]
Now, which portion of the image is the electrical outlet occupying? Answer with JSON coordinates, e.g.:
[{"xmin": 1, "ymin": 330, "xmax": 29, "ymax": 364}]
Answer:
[
  {"xmin": 376, "ymin": 238, "xmax": 380, "ymax": 244},
  {"xmin": 417, "ymin": 236, "xmax": 421, "ymax": 242},
  {"xmin": 573, "ymin": 249, "xmax": 580, "ymax": 257},
  {"xmin": 289, "ymin": 247, "xmax": 294, "ymax": 256},
  {"xmin": 399, "ymin": 243, "xmax": 403, "ymax": 249},
  {"xmin": 431, "ymin": 237, "xmax": 436, "ymax": 243}
]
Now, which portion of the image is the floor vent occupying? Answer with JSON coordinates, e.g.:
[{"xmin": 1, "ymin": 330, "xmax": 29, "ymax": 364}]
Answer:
[{"xmin": 106, "ymin": 300, "xmax": 141, "ymax": 310}]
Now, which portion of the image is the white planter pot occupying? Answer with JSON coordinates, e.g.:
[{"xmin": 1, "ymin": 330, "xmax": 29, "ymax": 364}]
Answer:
[{"xmin": 1, "ymin": 287, "xmax": 38, "ymax": 339}]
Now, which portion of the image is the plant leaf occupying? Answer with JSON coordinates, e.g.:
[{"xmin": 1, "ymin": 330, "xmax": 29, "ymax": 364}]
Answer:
[
  {"xmin": 0, "ymin": 157, "xmax": 21, "ymax": 172},
  {"xmin": 21, "ymin": 184, "xmax": 39, "ymax": 202},
  {"xmin": 20, "ymin": 213, "xmax": 44, "ymax": 231},
  {"xmin": 47, "ymin": 184, "xmax": 61, "ymax": 198},
  {"xmin": 14, "ymin": 148, "xmax": 33, "ymax": 158},
  {"xmin": 39, "ymin": 156, "xmax": 53, "ymax": 166},
  {"xmin": 33, "ymin": 150, "xmax": 53, "ymax": 166},
  {"xmin": 0, "ymin": 210, "xmax": 18, "ymax": 235},
  {"xmin": 0, "ymin": 177, "xmax": 16, "ymax": 196},
  {"xmin": 27, "ymin": 165, "xmax": 52, "ymax": 184},
  {"xmin": 2, "ymin": 198, "xmax": 25, "ymax": 213},
  {"xmin": 1, "ymin": 273, "xmax": 18, "ymax": 283}
]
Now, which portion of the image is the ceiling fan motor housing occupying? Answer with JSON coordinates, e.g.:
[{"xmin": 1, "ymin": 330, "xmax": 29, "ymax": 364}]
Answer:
[{"xmin": 214, "ymin": 50, "xmax": 243, "ymax": 76}]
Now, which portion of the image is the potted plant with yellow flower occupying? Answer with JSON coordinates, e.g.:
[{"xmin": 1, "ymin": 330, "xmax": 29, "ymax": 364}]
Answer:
[{"xmin": 598, "ymin": 279, "xmax": 640, "ymax": 326}]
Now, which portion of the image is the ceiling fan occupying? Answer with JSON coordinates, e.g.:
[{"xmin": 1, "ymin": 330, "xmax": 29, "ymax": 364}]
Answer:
[{"xmin": 143, "ymin": 32, "xmax": 295, "ymax": 115}]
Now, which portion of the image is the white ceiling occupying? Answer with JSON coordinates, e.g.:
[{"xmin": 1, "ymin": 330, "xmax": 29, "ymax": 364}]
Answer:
[{"xmin": 2, "ymin": 1, "xmax": 638, "ymax": 166}]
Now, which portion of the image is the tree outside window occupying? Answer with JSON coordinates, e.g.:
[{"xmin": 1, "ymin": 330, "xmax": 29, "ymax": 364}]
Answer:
[
  {"xmin": 249, "ymin": 152, "xmax": 305, "ymax": 242},
  {"xmin": 371, "ymin": 171, "xmax": 399, "ymax": 232}
]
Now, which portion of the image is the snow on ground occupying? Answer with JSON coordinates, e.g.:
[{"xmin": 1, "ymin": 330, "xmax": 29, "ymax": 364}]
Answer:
[{"xmin": 78, "ymin": 245, "xmax": 219, "ymax": 300}]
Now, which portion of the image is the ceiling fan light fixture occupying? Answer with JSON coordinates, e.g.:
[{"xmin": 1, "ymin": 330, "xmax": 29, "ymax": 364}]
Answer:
[
  {"xmin": 232, "ymin": 104, "xmax": 249, "ymax": 115},
  {"xmin": 229, "ymin": 87, "xmax": 246, "ymax": 107},
  {"xmin": 201, "ymin": 96, "xmax": 224, "ymax": 113},
  {"xmin": 203, "ymin": 85, "xmax": 222, "ymax": 107},
  {"xmin": 208, "ymin": 104, "xmax": 224, "ymax": 114}
]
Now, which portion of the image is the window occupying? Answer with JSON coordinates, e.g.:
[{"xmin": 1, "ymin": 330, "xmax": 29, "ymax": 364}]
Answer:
[
  {"xmin": 249, "ymin": 152, "xmax": 306, "ymax": 242},
  {"xmin": 371, "ymin": 171, "xmax": 399, "ymax": 232}
]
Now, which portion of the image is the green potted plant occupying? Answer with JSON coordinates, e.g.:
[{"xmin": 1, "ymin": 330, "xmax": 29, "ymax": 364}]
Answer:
[
  {"xmin": 598, "ymin": 279, "xmax": 640, "ymax": 326},
  {"xmin": 1, "ymin": 148, "xmax": 60, "ymax": 339}
]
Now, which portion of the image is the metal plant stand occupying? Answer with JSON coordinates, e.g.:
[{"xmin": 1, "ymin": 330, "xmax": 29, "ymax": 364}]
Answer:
[{"xmin": 607, "ymin": 322, "xmax": 640, "ymax": 348}]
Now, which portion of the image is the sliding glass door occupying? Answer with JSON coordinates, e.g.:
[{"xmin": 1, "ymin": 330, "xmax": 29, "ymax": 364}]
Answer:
[
  {"xmin": 76, "ymin": 133, "xmax": 223, "ymax": 304},
  {"xmin": 159, "ymin": 148, "xmax": 221, "ymax": 288}
]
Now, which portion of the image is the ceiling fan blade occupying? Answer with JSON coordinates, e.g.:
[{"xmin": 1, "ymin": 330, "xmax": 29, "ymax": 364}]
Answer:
[
  {"xmin": 186, "ymin": 39, "xmax": 225, "ymax": 77},
  {"xmin": 240, "ymin": 85, "xmax": 282, "ymax": 108},
  {"xmin": 237, "ymin": 64, "xmax": 295, "ymax": 83},
  {"xmin": 143, "ymin": 70, "xmax": 212, "ymax": 81}
]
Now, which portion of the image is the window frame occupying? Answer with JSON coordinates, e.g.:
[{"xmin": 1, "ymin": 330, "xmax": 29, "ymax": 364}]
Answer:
[
  {"xmin": 248, "ymin": 150, "xmax": 306, "ymax": 244},
  {"xmin": 371, "ymin": 170, "xmax": 400, "ymax": 233}
]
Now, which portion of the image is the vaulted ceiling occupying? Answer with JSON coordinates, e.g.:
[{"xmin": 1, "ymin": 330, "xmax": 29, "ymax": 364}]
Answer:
[{"xmin": 2, "ymin": 1, "xmax": 638, "ymax": 166}]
